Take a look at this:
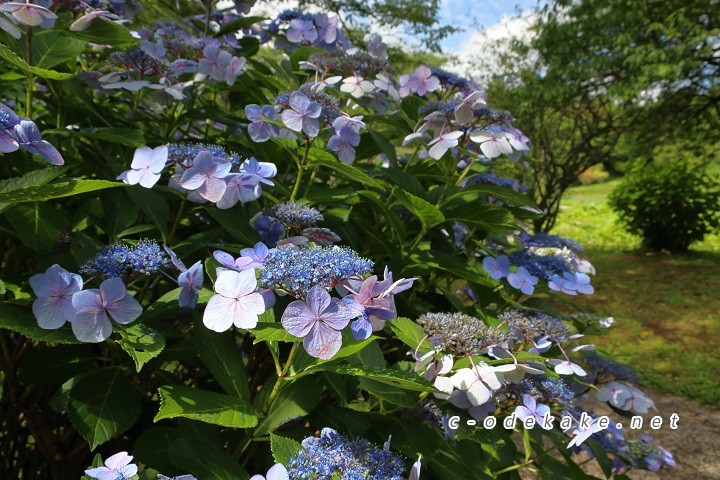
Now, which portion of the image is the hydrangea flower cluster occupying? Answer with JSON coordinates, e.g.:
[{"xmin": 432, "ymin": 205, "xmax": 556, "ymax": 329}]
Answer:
[
  {"xmin": 118, "ymin": 144, "xmax": 276, "ymax": 209},
  {"xmin": 81, "ymin": 239, "xmax": 170, "ymax": 278},
  {"xmin": 482, "ymin": 232, "xmax": 595, "ymax": 296},
  {"xmin": 286, "ymin": 427, "xmax": 408, "ymax": 479},
  {"xmin": 263, "ymin": 10, "xmax": 350, "ymax": 52},
  {"xmin": 250, "ymin": 202, "xmax": 341, "ymax": 247},
  {"xmin": 0, "ymin": 102, "xmax": 64, "ymax": 165}
]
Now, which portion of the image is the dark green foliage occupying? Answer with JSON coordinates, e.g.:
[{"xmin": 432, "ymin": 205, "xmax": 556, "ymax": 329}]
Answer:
[{"xmin": 609, "ymin": 161, "xmax": 720, "ymax": 251}]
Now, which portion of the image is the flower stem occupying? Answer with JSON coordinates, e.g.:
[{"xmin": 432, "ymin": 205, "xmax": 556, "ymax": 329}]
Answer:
[
  {"xmin": 260, "ymin": 342, "xmax": 299, "ymax": 416},
  {"xmin": 290, "ymin": 139, "xmax": 311, "ymax": 201},
  {"xmin": 25, "ymin": 25, "xmax": 33, "ymax": 118},
  {"xmin": 168, "ymin": 197, "xmax": 187, "ymax": 245}
]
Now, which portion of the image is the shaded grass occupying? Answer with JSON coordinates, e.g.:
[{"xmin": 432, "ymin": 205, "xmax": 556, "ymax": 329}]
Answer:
[
  {"xmin": 557, "ymin": 249, "xmax": 720, "ymax": 406},
  {"xmin": 551, "ymin": 179, "xmax": 720, "ymax": 405}
]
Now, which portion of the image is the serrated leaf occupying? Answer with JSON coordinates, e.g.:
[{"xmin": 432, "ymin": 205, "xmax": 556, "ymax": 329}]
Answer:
[
  {"xmin": 394, "ymin": 188, "xmax": 444, "ymax": 226},
  {"xmin": 443, "ymin": 202, "xmax": 517, "ymax": 233},
  {"xmin": 65, "ymin": 20, "xmax": 136, "ymax": 46},
  {"xmin": 270, "ymin": 434, "xmax": 303, "ymax": 465},
  {"xmin": 0, "ymin": 179, "xmax": 126, "ymax": 203},
  {"xmin": 204, "ymin": 206, "xmax": 259, "ymax": 245},
  {"xmin": 0, "ymin": 302, "xmax": 80, "ymax": 344},
  {"xmin": 32, "ymin": 33, "xmax": 85, "ymax": 69},
  {"xmin": 4, "ymin": 203, "xmax": 66, "ymax": 250},
  {"xmin": 358, "ymin": 378, "xmax": 417, "ymax": 407},
  {"xmin": 0, "ymin": 42, "xmax": 74, "ymax": 79},
  {"xmin": 254, "ymin": 376, "xmax": 321, "ymax": 436},
  {"xmin": 67, "ymin": 367, "xmax": 141, "ymax": 450},
  {"xmin": 386, "ymin": 317, "xmax": 433, "ymax": 351},
  {"xmin": 195, "ymin": 318, "xmax": 251, "ymax": 400},
  {"xmin": 127, "ymin": 186, "xmax": 169, "ymax": 242},
  {"xmin": 319, "ymin": 364, "xmax": 434, "ymax": 392},
  {"xmin": 155, "ymin": 385, "xmax": 258, "ymax": 428},
  {"xmin": 115, "ymin": 323, "xmax": 166, "ymax": 372}
]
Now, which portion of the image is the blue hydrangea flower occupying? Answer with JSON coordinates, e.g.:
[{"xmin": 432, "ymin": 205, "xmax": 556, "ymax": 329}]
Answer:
[
  {"xmin": 13, "ymin": 120, "xmax": 64, "ymax": 165},
  {"xmin": 29, "ymin": 264, "xmax": 83, "ymax": 329},
  {"xmin": 81, "ymin": 239, "xmax": 170, "ymax": 278},
  {"xmin": 328, "ymin": 116, "xmax": 362, "ymax": 164},
  {"xmin": 246, "ymin": 105, "xmax": 280, "ymax": 142},
  {"xmin": 287, "ymin": 428, "xmax": 406, "ymax": 479},
  {"xmin": 217, "ymin": 173, "xmax": 260, "ymax": 209},
  {"xmin": 250, "ymin": 212, "xmax": 285, "ymax": 246},
  {"xmin": 483, "ymin": 255, "xmax": 510, "ymax": 279},
  {"xmin": 281, "ymin": 284, "xmax": 352, "ymax": 359},
  {"xmin": 286, "ymin": 18, "xmax": 317, "ymax": 43},
  {"xmin": 507, "ymin": 266, "xmax": 538, "ymax": 295},
  {"xmin": 0, "ymin": 102, "xmax": 20, "ymax": 151},
  {"xmin": 549, "ymin": 271, "xmax": 594, "ymax": 295},
  {"xmin": 281, "ymin": 91, "xmax": 322, "ymax": 137},
  {"xmin": 85, "ymin": 451, "xmax": 137, "ymax": 480},
  {"xmin": 268, "ymin": 202, "xmax": 323, "ymax": 229},
  {"xmin": 70, "ymin": 277, "xmax": 143, "ymax": 343},
  {"xmin": 163, "ymin": 245, "xmax": 204, "ymax": 308},
  {"xmin": 203, "ymin": 269, "xmax": 266, "ymax": 332}
]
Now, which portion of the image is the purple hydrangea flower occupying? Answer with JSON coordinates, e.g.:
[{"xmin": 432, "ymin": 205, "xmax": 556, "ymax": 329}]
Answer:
[
  {"xmin": 213, "ymin": 249, "xmax": 255, "ymax": 272},
  {"xmin": 246, "ymin": 105, "xmax": 280, "ymax": 142},
  {"xmin": 164, "ymin": 246, "xmax": 204, "ymax": 309},
  {"xmin": 483, "ymin": 255, "xmax": 510, "ymax": 280},
  {"xmin": 119, "ymin": 145, "xmax": 168, "ymax": 188},
  {"xmin": 454, "ymin": 90, "xmax": 487, "ymax": 125},
  {"xmin": 217, "ymin": 173, "xmax": 260, "ymax": 209},
  {"xmin": 342, "ymin": 275, "xmax": 396, "ymax": 340},
  {"xmin": 515, "ymin": 394, "xmax": 552, "ymax": 429},
  {"xmin": 240, "ymin": 157, "xmax": 277, "ymax": 186},
  {"xmin": 225, "ymin": 56, "xmax": 246, "ymax": 86},
  {"xmin": 367, "ymin": 34, "xmax": 387, "ymax": 58},
  {"xmin": 328, "ymin": 125, "xmax": 361, "ymax": 164},
  {"xmin": 203, "ymin": 269, "xmax": 266, "ymax": 331},
  {"xmin": 70, "ymin": 277, "xmax": 142, "ymax": 343},
  {"xmin": 281, "ymin": 284, "xmax": 352, "ymax": 359},
  {"xmin": 198, "ymin": 45, "xmax": 232, "ymax": 82},
  {"xmin": 549, "ymin": 271, "xmax": 594, "ymax": 295},
  {"xmin": 29, "ymin": 264, "xmax": 83, "ymax": 329},
  {"xmin": 250, "ymin": 463, "xmax": 289, "ymax": 480},
  {"xmin": 240, "ymin": 242, "xmax": 269, "ymax": 269},
  {"xmin": 286, "ymin": 18, "xmax": 317, "ymax": 43},
  {"xmin": 507, "ymin": 266, "xmax": 538, "ymax": 295},
  {"xmin": 548, "ymin": 359, "xmax": 587, "ymax": 376},
  {"xmin": 13, "ymin": 120, "xmax": 64, "ymax": 165},
  {"xmin": 85, "ymin": 451, "xmax": 137, "ymax": 480},
  {"xmin": 281, "ymin": 92, "xmax": 322, "ymax": 137},
  {"xmin": 179, "ymin": 150, "xmax": 232, "ymax": 202},
  {"xmin": 314, "ymin": 13, "xmax": 338, "ymax": 45},
  {"xmin": 399, "ymin": 65, "xmax": 440, "ymax": 97}
]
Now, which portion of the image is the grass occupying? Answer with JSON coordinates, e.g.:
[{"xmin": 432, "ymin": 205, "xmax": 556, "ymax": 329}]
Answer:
[{"xmin": 550, "ymin": 180, "xmax": 720, "ymax": 406}]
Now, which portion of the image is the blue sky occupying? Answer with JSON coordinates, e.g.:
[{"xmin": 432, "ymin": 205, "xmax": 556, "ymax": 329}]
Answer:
[{"xmin": 438, "ymin": 0, "xmax": 540, "ymax": 52}]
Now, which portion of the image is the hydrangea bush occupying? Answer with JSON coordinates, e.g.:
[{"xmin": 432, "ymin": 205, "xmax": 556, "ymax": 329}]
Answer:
[{"xmin": 0, "ymin": 2, "xmax": 675, "ymax": 479}]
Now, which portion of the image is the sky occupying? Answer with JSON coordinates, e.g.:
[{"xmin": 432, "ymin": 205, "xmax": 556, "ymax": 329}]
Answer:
[{"xmin": 437, "ymin": 0, "xmax": 540, "ymax": 53}]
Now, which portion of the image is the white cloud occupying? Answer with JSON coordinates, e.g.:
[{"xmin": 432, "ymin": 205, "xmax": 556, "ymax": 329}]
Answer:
[{"xmin": 442, "ymin": 9, "xmax": 539, "ymax": 85}]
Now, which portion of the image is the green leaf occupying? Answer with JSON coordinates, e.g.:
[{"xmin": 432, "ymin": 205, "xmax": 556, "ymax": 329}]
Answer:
[
  {"xmin": 169, "ymin": 437, "xmax": 249, "ymax": 480},
  {"xmin": 65, "ymin": 20, "xmax": 136, "ymax": 46},
  {"xmin": 0, "ymin": 42, "xmax": 74, "ymax": 79},
  {"xmin": 215, "ymin": 16, "xmax": 265, "ymax": 36},
  {"xmin": 254, "ymin": 376, "xmax": 321, "ymax": 436},
  {"xmin": 204, "ymin": 207, "xmax": 259, "ymax": 245},
  {"xmin": 0, "ymin": 302, "xmax": 80, "ymax": 344},
  {"xmin": 386, "ymin": 317, "xmax": 433, "ymax": 351},
  {"xmin": 17, "ymin": 346, "xmax": 96, "ymax": 384},
  {"xmin": 356, "ymin": 190, "xmax": 405, "ymax": 240},
  {"xmin": 443, "ymin": 202, "xmax": 517, "ymax": 233},
  {"xmin": 0, "ymin": 179, "xmax": 126, "ymax": 203},
  {"xmin": 195, "ymin": 319, "xmax": 251, "ymax": 400},
  {"xmin": 67, "ymin": 367, "xmax": 141, "ymax": 450},
  {"xmin": 32, "ymin": 33, "xmax": 85, "ymax": 69},
  {"xmin": 319, "ymin": 364, "xmax": 434, "ymax": 392},
  {"xmin": 127, "ymin": 187, "xmax": 169, "ymax": 242},
  {"xmin": 45, "ymin": 128, "xmax": 146, "ymax": 147},
  {"xmin": 252, "ymin": 323, "xmax": 300, "ymax": 344},
  {"xmin": 401, "ymin": 96, "xmax": 426, "ymax": 122},
  {"xmin": 358, "ymin": 378, "xmax": 417, "ymax": 407},
  {"xmin": 115, "ymin": 323, "xmax": 166, "ymax": 372},
  {"xmin": 410, "ymin": 250, "xmax": 493, "ymax": 287},
  {"xmin": 270, "ymin": 434, "xmax": 303, "ymax": 465},
  {"xmin": 155, "ymin": 385, "xmax": 258, "ymax": 428},
  {"xmin": 308, "ymin": 148, "xmax": 385, "ymax": 190},
  {"xmin": 141, "ymin": 287, "xmax": 212, "ymax": 323},
  {"xmin": 394, "ymin": 188, "xmax": 445, "ymax": 226},
  {"xmin": 4, "ymin": 203, "xmax": 65, "ymax": 250}
]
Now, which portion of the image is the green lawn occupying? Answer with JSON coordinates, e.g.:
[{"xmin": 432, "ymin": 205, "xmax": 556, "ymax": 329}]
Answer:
[{"xmin": 550, "ymin": 180, "xmax": 720, "ymax": 406}]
